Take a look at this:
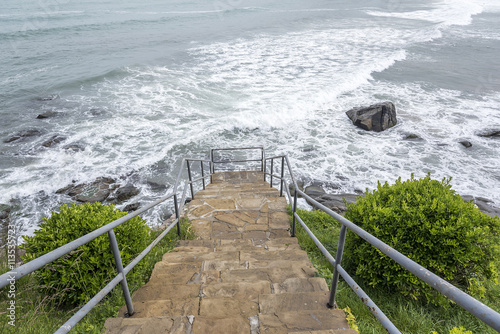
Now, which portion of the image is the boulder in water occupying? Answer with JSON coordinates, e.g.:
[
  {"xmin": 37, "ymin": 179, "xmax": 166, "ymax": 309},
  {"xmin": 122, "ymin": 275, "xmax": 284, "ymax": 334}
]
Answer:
[
  {"xmin": 346, "ymin": 101, "xmax": 397, "ymax": 132},
  {"xmin": 4, "ymin": 129, "xmax": 44, "ymax": 143}
]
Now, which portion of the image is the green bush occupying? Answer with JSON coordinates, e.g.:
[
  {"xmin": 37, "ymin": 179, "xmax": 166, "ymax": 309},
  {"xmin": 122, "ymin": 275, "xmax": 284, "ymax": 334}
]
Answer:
[
  {"xmin": 343, "ymin": 174, "xmax": 500, "ymax": 306},
  {"xmin": 21, "ymin": 202, "xmax": 150, "ymax": 307}
]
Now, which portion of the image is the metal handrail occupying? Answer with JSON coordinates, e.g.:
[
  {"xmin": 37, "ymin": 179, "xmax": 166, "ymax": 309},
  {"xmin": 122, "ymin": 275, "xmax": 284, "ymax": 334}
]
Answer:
[
  {"xmin": 0, "ymin": 156, "xmax": 212, "ymax": 333},
  {"xmin": 263, "ymin": 154, "xmax": 500, "ymax": 333},
  {"xmin": 211, "ymin": 147, "xmax": 264, "ymax": 172}
]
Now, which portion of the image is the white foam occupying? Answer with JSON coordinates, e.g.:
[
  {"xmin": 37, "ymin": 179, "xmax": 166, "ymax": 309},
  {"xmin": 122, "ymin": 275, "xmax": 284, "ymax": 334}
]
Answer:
[{"xmin": 367, "ymin": 0, "xmax": 483, "ymax": 26}]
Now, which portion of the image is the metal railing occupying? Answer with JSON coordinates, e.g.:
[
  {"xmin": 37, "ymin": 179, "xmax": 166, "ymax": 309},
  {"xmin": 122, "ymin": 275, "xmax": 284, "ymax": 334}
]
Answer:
[
  {"xmin": 210, "ymin": 147, "xmax": 264, "ymax": 173},
  {"xmin": 0, "ymin": 157, "xmax": 213, "ymax": 334},
  {"xmin": 263, "ymin": 153, "xmax": 500, "ymax": 333}
]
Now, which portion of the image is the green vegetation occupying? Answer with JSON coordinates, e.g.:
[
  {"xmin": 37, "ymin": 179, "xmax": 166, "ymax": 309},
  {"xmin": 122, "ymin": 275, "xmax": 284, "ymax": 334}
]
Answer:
[
  {"xmin": 290, "ymin": 175, "xmax": 500, "ymax": 334},
  {"xmin": 0, "ymin": 203, "xmax": 194, "ymax": 334},
  {"xmin": 344, "ymin": 175, "xmax": 500, "ymax": 306}
]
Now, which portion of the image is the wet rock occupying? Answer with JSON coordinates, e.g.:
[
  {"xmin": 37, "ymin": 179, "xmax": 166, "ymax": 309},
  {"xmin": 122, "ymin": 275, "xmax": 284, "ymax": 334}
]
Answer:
[
  {"xmin": 404, "ymin": 133, "xmax": 422, "ymax": 140},
  {"xmin": 477, "ymin": 129, "xmax": 500, "ymax": 138},
  {"xmin": 289, "ymin": 180, "xmax": 305, "ymax": 197},
  {"xmin": 147, "ymin": 180, "xmax": 169, "ymax": 191},
  {"xmin": 0, "ymin": 204, "xmax": 12, "ymax": 220},
  {"xmin": 63, "ymin": 143, "xmax": 85, "ymax": 152},
  {"xmin": 459, "ymin": 140, "xmax": 472, "ymax": 148},
  {"xmin": 114, "ymin": 184, "xmax": 140, "ymax": 203},
  {"xmin": 304, "ymin": 185, "xmax": 326, "ymax": 197},
  {"xmin": 312, "ymin": 193, "xmax": 360, "ymax": 215},
  {"xmin": 461, "ymin": 195, "xmax": 500, "ymax": 218},
  {"xmin": 57, "ymin": 177, "xmax": 116, "ymax": 203},
  {"xmin": 123, "ymin": 203, "xmax": 140, "ymax": 212},
  {"xmin": 4, "ymin": 129, "xmax": 44, "ymax": 143},
  {"xmin": 346, "ymin": 101, "xmax": 397, "ymax": 132},
  {"xmin": 42, "ymin": 135, "xmax": 66, "ymax": 148},
  {"xmin": 37, "ymin": 111, "xmax": 59, "ymax": 119}
]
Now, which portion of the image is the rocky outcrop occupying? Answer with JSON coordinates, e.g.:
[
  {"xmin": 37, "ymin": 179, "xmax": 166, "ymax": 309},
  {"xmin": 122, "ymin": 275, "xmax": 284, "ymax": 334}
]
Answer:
[
  {"xmin": 477, "ymin": 129, "xmax": 500, "ymax": 138},
  {"xmin": 57, "ymin": 178, "xmax": 141, "ymax": 204},
  {"xmin": 113, "ymin": 184, "xmax": 140, "ymax": 203},
  {"xmin": 346, "ymin": 101, "xmax": 397, "ymax": 132},
  {"xmin": 42, "ymin": 135, "xmax": 66, "ymax": 148},
  {"xmin": 4, "ymin": 129, "xmax": 44, "ymax": 143},
  {"xmin": 0, "ymin": 204, "xmax": 11, "ymax": 220},
  {"xmin": 37, "ymin": 111, "xmax": 59, "ymax": 119},
  {"xmin": 461, "ymin": 195, "xmax": 500, "ymax": 218},
  {"xmin": 459, "ymin": 140, "xmax": 472, "ymax": 148}
]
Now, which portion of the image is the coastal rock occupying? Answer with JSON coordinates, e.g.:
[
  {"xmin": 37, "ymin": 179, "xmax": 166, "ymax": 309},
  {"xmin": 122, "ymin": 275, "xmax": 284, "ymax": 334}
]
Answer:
[
  {"xmin": 123, "ymin": 203, "xmax": 141, "ymax": 212},
  {"xmin": 63, "ymin": 143, "xmax": 85, "ymax": 152},
  {"xmin": 37, "ymin": 111, "xmax": 59, "ymax": 119},
  {"xmin": 346, "ymin": 101, "xmax": 397, "ymax": 132},
  {"xmin": 477, "ymin": 129, "xmax": 500, "ymax": 138},
  {"xmin": 114, "ymin": 184, "xmax": 140, "ymax": 203},
  {"xmin": 404, "ymin": 133, "xmax": 422, "ymax": 140},
  {"xmin": 461, "ymin": 195, "xmax": 500, "ymax": 218},
  {"xmin": 42, "ymin": 135, "xmax": 66, "ymax": 148},
  {"xmin": 4, "ymin": 129, "xmax": 44, "ymax": 143},
  {"xmin": 57, "ymin": 177, "xmax": 116, "ymax": 203},
  {"xmin": 311, "ymin": 193, "xmax": 360, "ymax": 215},
  {"xmin": 0, "ymin": 204, "xmax": 11, "ymax": 220},
  {"xmin": 459, "ymin": 140, "xmax": 472, "ymax": 148}
]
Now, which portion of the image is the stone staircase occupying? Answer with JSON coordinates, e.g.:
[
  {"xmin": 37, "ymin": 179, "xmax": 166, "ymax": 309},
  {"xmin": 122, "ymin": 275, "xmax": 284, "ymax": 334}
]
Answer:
[{"xmin": 103, "ymin": 171, "xmax": 356, "ymax": 334}]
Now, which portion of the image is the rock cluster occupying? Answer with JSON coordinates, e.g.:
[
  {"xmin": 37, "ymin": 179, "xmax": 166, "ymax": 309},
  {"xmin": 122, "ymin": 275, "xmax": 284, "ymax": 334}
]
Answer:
[{"xmin": 56, "ymin": 177, "xmax": 141, "ymax": 210}]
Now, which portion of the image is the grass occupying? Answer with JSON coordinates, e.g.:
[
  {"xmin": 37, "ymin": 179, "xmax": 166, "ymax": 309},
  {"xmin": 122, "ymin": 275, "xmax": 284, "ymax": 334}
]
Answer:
[
  {"xmin": 290, "ymin": 206, "xmax": 500, "ymax": 334},
  {"xmin": 0, "ymin": 217, "xmax": 195, "ymax": 334}
]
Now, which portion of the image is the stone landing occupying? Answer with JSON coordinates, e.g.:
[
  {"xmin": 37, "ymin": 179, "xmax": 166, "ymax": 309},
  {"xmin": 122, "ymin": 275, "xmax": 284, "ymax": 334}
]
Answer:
[{"xmin": 103, "ymin": 171, "xmax": 356, "ymax": 334}]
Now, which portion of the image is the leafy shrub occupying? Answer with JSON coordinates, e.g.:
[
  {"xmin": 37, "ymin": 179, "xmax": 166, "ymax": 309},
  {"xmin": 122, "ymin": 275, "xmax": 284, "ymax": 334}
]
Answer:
[
  {"xmin": 343, "ymin": 174, "xmax": 500, "ymax": 306},
  {"xmin": 21, "ymin": 202, "xmax": 150, "ymax": 307}
]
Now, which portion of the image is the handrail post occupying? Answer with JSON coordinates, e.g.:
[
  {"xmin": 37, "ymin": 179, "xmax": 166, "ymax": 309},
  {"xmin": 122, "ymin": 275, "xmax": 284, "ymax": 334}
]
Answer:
[
  {"xmin": 210, "ymin": 161, "xmax": 213, "ymax": 184},
  {"xmin": 187, "ymin": 160, "xmax": 194, "ymax": 200},
  {"xmin": 174, "ymin": 194, "xmax": 181, "ymax": 236},
  {"xmin": 270, "ymin": 159, "xmax": 274, "ymax": 188},
  {"xmin": 280, "ymin": 156, "xmax": 285, "ymax": 197},
  {"xmin": 201, "ymin": 161, "xmax": 205, "ymax": 190},
  {"xmin": 328, "ymin": 224, "xmax": 347, "ymax": 308},
  {"xmin": 211, "ymin": 149, "xmax": 215, "ymax": 173},
  {"xmin": 261, "ymin": 148, "xmax": 264, "ymax": 172},
  {"xmin": 291, "ymin": 189, "xmax": 298, "ymax": 237},
  {"xmin": 263, "ymin": 159, "xmax": 267, "ymax": 182},
  {"xmin": 108, "ymin": 229, "xmax": 134, "ymax": 316}
]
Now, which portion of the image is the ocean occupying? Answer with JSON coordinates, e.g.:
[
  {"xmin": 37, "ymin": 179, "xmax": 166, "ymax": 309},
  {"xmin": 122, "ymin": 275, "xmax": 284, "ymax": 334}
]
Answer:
[{"xmin": 1, "ymin": 0, "xmax": 499, "ymax": 237}]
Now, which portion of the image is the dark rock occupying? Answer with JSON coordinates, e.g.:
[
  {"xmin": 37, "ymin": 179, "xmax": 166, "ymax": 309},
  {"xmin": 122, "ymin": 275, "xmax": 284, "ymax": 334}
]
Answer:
[
  {"xmin": 123, "ymin": 203, "xmax": 140, "ymax": 212},
  {"xmin": 4, "ymin": 129, "xmax": 44, "ymax": 143},
  {"xmin": 37, "ymin": 111, "xmax": 59, "ymax": 119},
  {"xmin": 346, "ymin": 101, "xmax": 397, "ymax": 132},
  {"xmin": 58, "ymin": 177, "xmax": 116, "ymax": 203},
  {"xmin": 114, "ymin": 184, "xmax": 140, "ymax": 203},
  {"xmin": 42, "ymin": 135, "xmax": 66, "ymax": 148},
  {"xmin": 63, "ymin": 144, "xmax": 85, "ymax": 152},
  {"xmin": 305, "ymin": 185, "xmax": 326, "ymax": 197},
  {"xmin": 311, "ymin": 193, "xmax": 360, "ymax": 215},
  {"xmin": 147, "ymin": 181, "xmax": 169, "ymax": 191},
  {"xmin": 477, "ymin": 129, "xmax": 500, "ymax": 138},
  {"xmin": 404, "ymin": 133, "xmax": 422, "ymax": 140},
  {"xmin": 462, "ymin": 195, "xmax": 500, "ymax": 218},
  {"xmin": 459, "ymin": 140, "xmax": 472, "ymax": 148},
  {"xmin": 0, "ymin": 204, "xmax": 12, "ymax": 220},
  {"xmin": 289, "ymin": 180, "xmax": 305, "ymax": 197}
]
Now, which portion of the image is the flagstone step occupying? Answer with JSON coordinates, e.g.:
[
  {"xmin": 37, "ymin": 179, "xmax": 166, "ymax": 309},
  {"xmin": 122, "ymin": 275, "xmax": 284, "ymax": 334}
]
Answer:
[
  {"xmin": 259, "ymin": 292, "xmax": 332, "ymax": 314},
  {"xmin": 259, "ymin": 309, "xmax": 353, "ymax": 333}
]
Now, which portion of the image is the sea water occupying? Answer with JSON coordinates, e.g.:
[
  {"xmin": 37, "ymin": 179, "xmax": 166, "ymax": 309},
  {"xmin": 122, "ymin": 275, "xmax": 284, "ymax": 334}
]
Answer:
[{"xmin": 1, "ymin": 0, "xmax": 499, "ymax": 236}]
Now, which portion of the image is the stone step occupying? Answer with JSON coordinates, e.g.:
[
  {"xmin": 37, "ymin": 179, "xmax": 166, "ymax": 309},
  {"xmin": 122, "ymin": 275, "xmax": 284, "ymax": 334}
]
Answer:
[
  {"xmin": 240, "ymin": 249, "xmax": 309, "ymax": 262},
  {"xmin": 201, "ymin": 281, "xmax": 271, "ymax": 301},
  {"xmin": 259, "ymin": 309, "xmax": 352, "ymax": 333},
  {"xmin": 149, "ymin": 262, "xmax": 201, "ymax": 284},
  {"xmin": 259, "ymin": 292, "xmax": 332, "ymax": 314},
  {"xmin": 161, "ymin": 250, "xmax": 239, "ymax": 263},
  {"xmin": 272, "ymin": 278, "xmax": 329, "ymax": 294},
  {"xmin": 290, "ymin": 330, "xmax": 359, "ymax": 334},
  {"xmin": 118, "ymin": 298, "xmax": 199, "ymax": 318},
  {"xmin": 103, "ymin": 316, "xmax": 193, "ymax": 334},
  {"xmin": 220, "ymin": 267, "xmax": 316, "ymax": 283},
  {"xmin": 132, "ymin": 283, "xmax": 201, "ymax": 302},
  {"xmin": 199, "ymin": 297, "xmax": 259, "ymax": 318}
]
